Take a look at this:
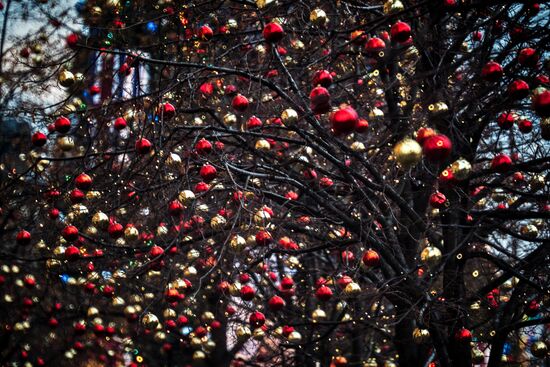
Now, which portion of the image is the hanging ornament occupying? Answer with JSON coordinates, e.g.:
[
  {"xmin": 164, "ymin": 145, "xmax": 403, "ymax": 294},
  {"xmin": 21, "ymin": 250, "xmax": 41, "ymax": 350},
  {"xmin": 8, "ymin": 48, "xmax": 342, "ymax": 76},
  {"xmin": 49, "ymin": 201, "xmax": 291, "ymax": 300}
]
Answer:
[{"xmin": 393, "ymin": 138, "xmax": 422, "ymax": 167}]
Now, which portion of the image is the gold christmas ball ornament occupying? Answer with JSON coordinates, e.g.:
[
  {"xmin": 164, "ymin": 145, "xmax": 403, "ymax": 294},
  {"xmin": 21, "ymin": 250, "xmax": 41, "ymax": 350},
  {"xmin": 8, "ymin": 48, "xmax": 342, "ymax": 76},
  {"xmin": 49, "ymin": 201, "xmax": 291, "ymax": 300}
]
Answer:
[
  {"xmin": 163, "ymin": 308, "xmax": 177, "ymax": 319},
  {"xmin": 87, "ymin": 307, "xmax": 99, "ymax": 317},
  {"xmin": 230, "ymin": 235, "xmax": 247, "ymax": 252},
  {"xmin": 451, "ymin": 158, "xmax": 472, "ymax": 180},
  {"xmin": 288, "ymin": 331, "xmax": 302, "ymax": 343},
  {"xmin": 393, "ymin": 138, "xmax": 422, "ymax": 167},
  {"xmin": 255, "ymin": 139, "xmax": 271, "ymax": 151},
  {"xmin": 531, "ymin": 341, "xmax": 548, "ymax": 358},
  {"xmin": 420, "ymin": 246, "xmax": 442, "ymax": 268},
  {"xmin": 124, "ymin": 226, "xmax": 139, "ymax": 241},
  {"xmin": 412, "ymin": 328, "xmax": 430, "ymax": 344},
  {"xmin": 236, "ymin": 326, "xmax": 252, "ymax": 341},
  {"xmin": 529, "ymin": 174, "xmax": 545, "ymax": 191},
  {"xmin": 520, "ymin": 224, "xmax": 538, "ymax": 238},
  {"xmin": 142, "ymin": 313, "xmax": 159, "ymax": 330},
  {"xmin": 201, "ymin": 311, "xmax": 215, "ymax": 323},
  {"xmin": 92, "ymin": 212, "xmax": 109, "ymax": 229},
  {"xmin": 224, "ymin": 113, "xmax": 237, "ymax": 125},
  {"xmin": 178, "ymin": 190, "xmax": 195, "ymax": 204},
  {"xmin": 253, "ymin": 328, "xmax": 265, "ymax": 340},
  {"xmin": 383, "ymin": 0, "xmax": 404, "ymax": 14},
  {"xmin": 57, "ymin": 136, "xmax": 75, "ymax": 151},
  {"xmin": 343, "ymin": 282, "xmax": 362, "ymax": 297},
  {"xmin": 368, "ymin": 107, "xmax": 384, "ymax": 121},
  {"xmin": 58, "ymin": 70, "xmax": 75, "ymax": 88},
  {"xmin": 351, "ymin": 141, "xmax": 366, "ymax": 152},
  {"xmin": 428, "ymin": 102, "xmax": 449, "ymax": 115},
  {"xmin": 310, "ymin": 8, "xmax": 328, "ymax": 26},
  {"xmin": 472, "ymin": 348, "xmax": 485, "ymax": 364},
  {"xmin": 112, "ymin": 296, "xmax": 125, "ymax": 307},
  {"xmin": 210, "ymin": 214, "xmax": 227, "ymax": 230},
  {"xmin": 256, "ymin": 0, "xmax": 275, "ymax": 9},
  {"xmin": 192, "ymin": 350, "xmax": 206, "ymax": 361},
  {"xmin": 187, "ymin": 249, "xmax": 200, "ymax": 261},
  {"xmin": 312, "ymin": 308, "xmax": 327, "ymax": 322},
  {"xmin": 540, "ymin": 117, "xmax": 550, "ymax": 140},
  {"xmin": 281, "ymin": 108, "xmax": 299, "ymax": 125}
]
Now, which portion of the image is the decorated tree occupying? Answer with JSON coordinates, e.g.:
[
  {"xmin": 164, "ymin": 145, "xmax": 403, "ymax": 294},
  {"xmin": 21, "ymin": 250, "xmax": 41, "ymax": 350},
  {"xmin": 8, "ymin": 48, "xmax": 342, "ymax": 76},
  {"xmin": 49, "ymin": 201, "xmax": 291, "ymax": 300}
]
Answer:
[{"xmin": 0, "ymin": 1, "xmax": 549, "ymax": 367}]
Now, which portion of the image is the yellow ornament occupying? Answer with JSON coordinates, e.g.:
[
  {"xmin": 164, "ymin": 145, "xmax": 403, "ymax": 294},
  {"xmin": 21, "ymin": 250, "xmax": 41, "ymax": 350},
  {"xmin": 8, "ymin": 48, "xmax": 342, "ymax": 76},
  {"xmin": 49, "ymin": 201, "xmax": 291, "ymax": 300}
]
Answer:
[
  {"xmin": 58, "ymin": 70, "xmax": 75, "ymax": 88},
  {"xmin": 531, "ymin": 341, "xmax": 548, "ymax": 358},
  {"xmin": 420, "ymin": 246, "xmax": 442, "ymax": 268},
  {"xmin": 142, "ymin": 313, "xmax": 159, "ymax": 330},
  {"xmin": 343, "ymin": 282, "xmax": 362, "ymax": 296},
  {"xmin": 451, "ymin": 158, "xmax": 472, "ymax": 180},
  {"xmin": 255, "ymin": 139, "xmax": 271, "ymax": 151},
  {"xmin": 412, "ymin": 328, "xmax": 430, "ymax": 344},
  {"xmin": 281, "ymin": 108, "xmax": 299, "ymax": 125},
  {"xmin": 393, "ymin": 138, "xmax": 422, "ymax": 167},
  {"xmin": 310, "ymin": 8, "xmax": 328, "ymax": 26},
  {"xmin": 472, "ymin": 348, "xmax": 485, "ymax": 364},
  {"xmin": 288, "ymin": 331, "xmax": 302, "ymax": 343}
]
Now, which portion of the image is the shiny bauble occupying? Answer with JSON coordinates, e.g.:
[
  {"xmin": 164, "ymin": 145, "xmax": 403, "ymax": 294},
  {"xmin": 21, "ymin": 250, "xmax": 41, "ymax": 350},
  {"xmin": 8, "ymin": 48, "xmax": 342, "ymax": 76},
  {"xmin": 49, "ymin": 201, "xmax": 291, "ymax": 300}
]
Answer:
[
  {"xmin": 255, "ymin": 139, "xmax": 271, "ymax": 151},
  {"xmin": 142, "ymin": 313, "xmax": 159, "ymax": 330},
  {"xmin": 384, "ymin": 0, "xmax": 404, "ymax": 14},
  {"xmin": 178, "ymin": 190, "xmax": 195, "ymax": 204},
  {"xmin": 281, "ymin": 108, "xmax": 298, "ymax": 125},
  {"xmin": 124, "ymin": 226, "xmax": 139, "ymax": 241},
  {"xmin": 230, "ymin": 235, "xmax": 247, "ymax": 252},
  {"xmin": 92, "ymin": 211, "xmax": 109, "ymax": 229},
  {"xmin": 310, "ymin": 8, "xmax": 328, "ymax": 26},
  {"xmin": 520, "ymin": 224, "xmax": 538, "ymax": 238},
  {"xmin": 288, "ymin": 331, "xmax": 302, "ymax": 343},
  {"xmin": 412, "ymin": 328, "xmax": 430, "ymax": 344},
  {"xmin": 236, "ymin": 326, "xmax": 252, "ymax": 341},
  {"xmin": 531, "ymin": 341, "xmax": 548, "ymax": 358},
  {"xmin": 312, "ymin": 308, "xmax": 327, "ymax": 322},
  {"xmin": 210, "ymin": 214, "xmax": 226, "ymax": 230},
  {"xmin": 471, "ymin": 348, "xmax": 485, "ymax": 364},
  {"xmin": 451, "ymin": 158, "xmax": 472, "ymax": 180},
  {"xmin": 343, "ymin": 282, "xmax": 362, "ymax": 297},
  {"xmin": 394, "ymin": 138, "xmax": 422, "ymax": 167},
  {"xmin": 58, "ymin": 70, "xmax": 75, "ymax": 88},
  {"xmin": 420, "ymin": 246, "xmax": 442, "ymax": 268}
]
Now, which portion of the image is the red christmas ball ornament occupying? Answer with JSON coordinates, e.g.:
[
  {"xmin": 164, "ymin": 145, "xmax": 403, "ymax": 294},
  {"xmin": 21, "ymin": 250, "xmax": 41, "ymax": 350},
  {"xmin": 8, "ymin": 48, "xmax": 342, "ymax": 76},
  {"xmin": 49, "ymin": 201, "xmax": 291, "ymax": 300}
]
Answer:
[
  {"xmin": 255, "ymin": 230, "xmax": 272, "ymax": 246},
  {"xmin": 320, "ymin": 177, "xmax": 334, "ymax": 187},
  {"xmin": 497, "ymin": 112, "xmax": 515, "ymax": 130},
  {"xmin": 365, "ymin": 37, "xmax": 386, "ymax": 54},
  {"xmin": 64, "ymin": 245, "xmax": 80, "ymax": 261},
  {"xmin": 491, "ymin": 154, "xmax": 512, "ymax": 173},
  {"xmin": 108, "ymin": 222, "xmax": 124, "ymax": 239},
  {"xmin": 263, "ymin": 22, "xmax": 285, "ymax": 43},
  {"xmin": 249, "ymin": 311, "xmax": 266, "ymax": 328},
  {"xmin": 232, "ymin": 94, "xmax": 249, "ymax": 112},
  {"xmin": 199, "ymin": 82, "xmax": 214, "ymax": 96},
  {"xmin": 54, "ymin": 116, "xmax": 71, "ymax": 134},
  {"xmin": 135, "ymin": 138, "xmax": 152, "ymax": 154},
  {"xmin": 75, "ymin": 173, "xmax": 92, "ymax": 190},
  {"xmin": 422, "ymin": 134, "xmax": 452, "ymax": 162},
  {"xmin": 62, "ymin": 225, "xmax": 79, "ymax": 242},
  {"xmin": 198, "ymin": 25, "xmax": 214, "ymax": 40},
  {"xmin": 240, "ymin": 285, "xmax": 256, "ymax": 301},
  {"xmin": 114, "ymin": 117, "xmax": 127, "ymax": 130},
  {"xmin": 66, "ymin": 33, "xmax": 79, "ymax": 49},
  {"xmin": 330, "ymin": 106, "xmax": 359, "ymax": 135},
  {"xmin": 16, "ymin": 230, "xmax": 31, "ymax": 245},
  {"xmin": 89, "ymin": 85, "xmax": 101, "ymax": 95},
  {"xmin": 31, "ymin": 132, "xmax": 47, "ymax": 147},
  {"xmin": 247, "ymin": 116, "xmax": 263, "ymax": 129},
  {"xmin": 429, "ymin": 192, "xmax": 447, "ymax": 208},
  {"xmin": 518, "ymin": 119, "xmax": 533, "ymax": 133},
  {"xmin": 312, "ymin": 69, "xmax": 333, "ymax": 87},
  {"xmin": 532, "ymin": 89, "xmax": 550, "ymax": 117},
  {"xmin": 518, "ymin": 47, "xmax": 539, "ymax": 67},
  {"xmin": 161, "ymin": 102, "xmax": 176, "ymax": 119},
  {"xmin": 268, "ymin": 295, "xmax": 286, "ymax": 311},
  {"xmin": 362, "ymin": 249, "xmax": 380, "ymax": 267},
  {"xmin": 309, "ymin": 86, "xmax": 331, "ymax": 107},
  {"xmin": 168, "ymin": 200, "xmax": 184, "ymax": 216},
  {"xmin": 195, "ymin": 138, "xmax": 212, "ymax": 154},
  {"xmin": 199, "ymin": 164, "xmax": 217, "ymax": 182},
  {"xmin": 280, "ymin": 276, "xmax": 294, "ymax": 290},
  {"xmin": 481, "ymin": 61, "xmax": 503, "ymax": 82},
  {"xmin": 69, "ymin": 189, "xmax": 85, "ymax": 204},
  {"xmin": 438, "ymin": 168, "xmax": 456, "ymax": 186},
  {"xmin": 391, "ymin": 21, "xmax": 412, "ymax": 43},
  {"xmin": 507, "ymin": 79, "xmax": 530, "ymax": 100},
  {"xmin": 315, "ymin": 285, "xmax": 333, "ymax": 301},
  {"xmin": 49, "ymin": 208, "xmax": 60, "ymax": 219},
  {"xmin": 355, "ymin": 118, "xmax": 369, "ymax": 133},
  {"xmin": 415, "ymin": 127, "xmax": 437, "ymax": 145},
  {"xmin": 454, "ymin": 328, "xmax": 472, "ymax": 343}
]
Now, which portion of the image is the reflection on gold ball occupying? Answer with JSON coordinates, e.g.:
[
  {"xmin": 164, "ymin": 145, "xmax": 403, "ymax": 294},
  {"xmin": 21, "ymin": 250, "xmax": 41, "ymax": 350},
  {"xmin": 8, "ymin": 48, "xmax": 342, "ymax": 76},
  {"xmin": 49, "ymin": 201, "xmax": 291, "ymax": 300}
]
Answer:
[
  {"xmin": 412, "ymin": 328, "xmax": 430, "ymax": 344},
  {"xmin": 142, "ymin": 313, "xmax": 159, "ymax": 330},
  {"xmin": 531, "ymin": 341, "xmax": 548, "ymax": 358},
  {"xmin": 281, "ymin": 108, "xmax": 299, "ymax": 125}
]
